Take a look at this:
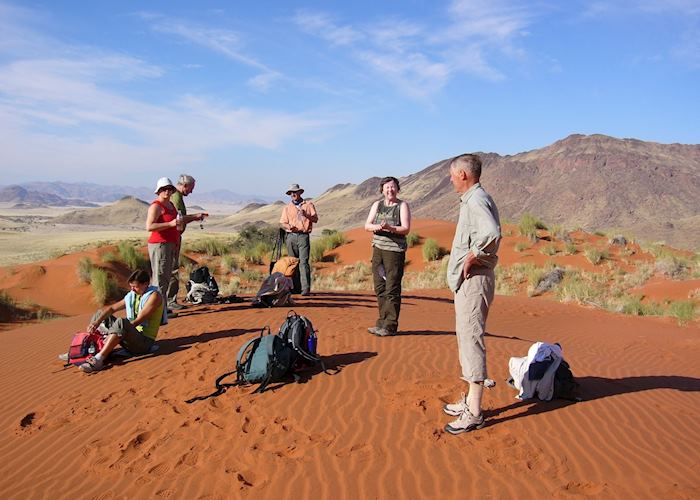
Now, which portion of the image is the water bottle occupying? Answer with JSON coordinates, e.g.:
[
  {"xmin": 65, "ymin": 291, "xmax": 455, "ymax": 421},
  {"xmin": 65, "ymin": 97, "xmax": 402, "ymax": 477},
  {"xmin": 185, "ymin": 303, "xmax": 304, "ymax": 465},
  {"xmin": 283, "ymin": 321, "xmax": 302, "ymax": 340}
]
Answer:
[{"xmin": 176, "ymin": 211, "xmax": 184, "ymax": 231}]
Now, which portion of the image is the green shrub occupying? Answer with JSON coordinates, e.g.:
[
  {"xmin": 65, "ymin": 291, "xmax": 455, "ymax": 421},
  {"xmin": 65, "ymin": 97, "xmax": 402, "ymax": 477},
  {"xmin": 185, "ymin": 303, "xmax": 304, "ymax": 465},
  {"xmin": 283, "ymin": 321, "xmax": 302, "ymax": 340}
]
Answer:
[
  {"xmin": 241, "ymin": 269, "xmax": 264, "ymax": 282},
  {"xmin": 519, "ymin": 213, "xmax": 547, "ymax": 242},
  {"xmin": 241, "ymin": 241, "xmax": 270, "ymax": 264},
  {"xmin": 666, "ymin": 300, "xmax": 696, "ymax": 326},
  {"xmin": 514, "ymin": 242, "xmax": 529, "ymax": 253},
  {"xmin": 564, "ymin": 242, "xmax": 577, "ymax": 255},
  {"xmin": 101, "ymin": 252, "xmax": 118, "ymax": 263},
  {"xmin": 185, "ymin": 238, "xmax": 232, "ymax": 257},
  {"xmin": 90, "ymin": 268, "xmax": 119, "ymax": 306},
  {"xmin": 556, "ymin": 272, "xmax": 603, "ymax": 305},
  {"xmin": 422, "ymin": 238, "xmax": 442, "ymax": 262},
  {"xmin": 584, "ymin": 247, "xmax": 609, "ymax": 265},
  {"xmin": 310, "ymin": 230, "xmax": 347, "ymax": 263},
  {"xmin": 406, "ymin": 232, "xmax": 420, "ymax": 247},
  {"xmin": 117, "ymin": 241, "xmax": 149, "ymax": 270},
  {"xmin": 77, "ymin": 257, "xmax": 94, "ymax": 284},
  {"xmin": 655, "ymin": 255, "xmax": 691, "ymax": 279},
  {"xmin": 36, "ymin": 307, "xmax": 54, "ymax": 321},
  {"xmin": 540, "ymin": 244, "xmax": 557, "ymax": 256}
]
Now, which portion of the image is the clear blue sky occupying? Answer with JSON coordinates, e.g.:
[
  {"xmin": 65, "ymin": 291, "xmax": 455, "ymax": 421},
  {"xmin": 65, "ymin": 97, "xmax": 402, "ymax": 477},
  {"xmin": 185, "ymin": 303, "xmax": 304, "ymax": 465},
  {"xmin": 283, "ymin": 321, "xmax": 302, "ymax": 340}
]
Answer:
[{"xmin": 1, "ymin": 0, "xmax": 698, "ymax": 197}]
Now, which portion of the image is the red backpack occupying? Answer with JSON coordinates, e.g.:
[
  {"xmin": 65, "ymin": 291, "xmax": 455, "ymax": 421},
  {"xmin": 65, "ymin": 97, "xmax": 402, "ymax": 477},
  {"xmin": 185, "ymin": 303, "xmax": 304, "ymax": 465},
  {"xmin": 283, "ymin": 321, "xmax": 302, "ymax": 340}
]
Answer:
[{"xmin": 65, "ymin": 332, "xmax": 105, "ymax": 366}]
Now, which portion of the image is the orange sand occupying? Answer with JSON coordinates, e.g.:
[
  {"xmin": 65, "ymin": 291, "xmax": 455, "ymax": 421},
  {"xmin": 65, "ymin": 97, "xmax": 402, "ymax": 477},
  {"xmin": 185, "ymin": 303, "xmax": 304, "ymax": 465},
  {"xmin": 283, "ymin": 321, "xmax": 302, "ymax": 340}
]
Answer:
[{"xmin": 1, "ymin": 291, "xmax": 699, "ymax": 498}]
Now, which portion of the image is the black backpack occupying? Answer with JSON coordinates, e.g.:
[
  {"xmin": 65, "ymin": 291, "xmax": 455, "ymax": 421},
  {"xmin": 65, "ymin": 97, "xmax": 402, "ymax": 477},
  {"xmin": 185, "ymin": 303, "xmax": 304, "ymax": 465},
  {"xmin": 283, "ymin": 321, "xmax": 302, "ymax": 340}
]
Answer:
[
  {"xmin": 278, "ymin": 311, "xmax": 323, "ymax": 369},
  {"xmin": 186, "ymin": 266, "xmax": 219, "ymax": 304},
  {"xmin": 553, "ymin": 359, "xmax": 580, "ymax": 401}
]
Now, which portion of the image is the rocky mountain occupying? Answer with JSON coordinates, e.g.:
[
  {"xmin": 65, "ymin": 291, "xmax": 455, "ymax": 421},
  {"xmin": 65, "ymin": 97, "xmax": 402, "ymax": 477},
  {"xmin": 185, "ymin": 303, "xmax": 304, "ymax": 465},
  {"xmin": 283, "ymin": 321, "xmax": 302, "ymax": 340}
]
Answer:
[
  {"xmin": 214, "ymin": 134, "xmax": 700, "ymax": 249},
  {"xmin": 0, "ymin": 182, "xmax": 276, "ymax": 206},
  {"xmin": 0, "ymin": 185, "xmax": 97, "ymax": 207}
]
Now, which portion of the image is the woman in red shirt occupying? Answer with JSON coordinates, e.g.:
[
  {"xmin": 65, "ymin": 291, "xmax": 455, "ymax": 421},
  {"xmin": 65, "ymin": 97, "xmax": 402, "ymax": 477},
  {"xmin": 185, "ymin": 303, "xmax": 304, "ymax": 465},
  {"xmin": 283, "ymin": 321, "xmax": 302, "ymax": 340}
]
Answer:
[{"xmin": 146, "ymin": 177, "xmax": 180, "ymax": 314}]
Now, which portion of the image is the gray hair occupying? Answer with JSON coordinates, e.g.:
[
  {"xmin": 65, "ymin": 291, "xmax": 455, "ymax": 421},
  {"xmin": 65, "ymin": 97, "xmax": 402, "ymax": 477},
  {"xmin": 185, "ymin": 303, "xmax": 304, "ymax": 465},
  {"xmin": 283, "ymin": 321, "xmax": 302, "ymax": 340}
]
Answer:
[
  {"xmin": 449, "ymin": 154, "xmax": 482, "ymax": 181},
  {"xmin": 178, "ymin": 174, "xmax": 195, "ymax": 186}
]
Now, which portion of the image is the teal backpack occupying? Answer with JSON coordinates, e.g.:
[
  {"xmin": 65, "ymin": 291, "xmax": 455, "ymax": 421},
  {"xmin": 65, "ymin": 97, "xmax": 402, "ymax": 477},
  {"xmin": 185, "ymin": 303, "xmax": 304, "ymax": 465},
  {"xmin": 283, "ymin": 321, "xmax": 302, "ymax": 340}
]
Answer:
[{"xmin": 186, "ymin": 326, "xmax": 297, "ymax": 402}]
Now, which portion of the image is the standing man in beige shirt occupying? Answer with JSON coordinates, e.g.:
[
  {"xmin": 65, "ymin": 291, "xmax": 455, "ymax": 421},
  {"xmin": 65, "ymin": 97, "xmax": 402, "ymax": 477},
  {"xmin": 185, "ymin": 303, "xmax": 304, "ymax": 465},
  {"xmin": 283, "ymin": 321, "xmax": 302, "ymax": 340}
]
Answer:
[
  {"xmin": 442, "ymin": 154, "xmax": 501, "ymax": 434},
  {"xmin": 279, "ymin": 183, "xmax": 318, "ymax": 296}
]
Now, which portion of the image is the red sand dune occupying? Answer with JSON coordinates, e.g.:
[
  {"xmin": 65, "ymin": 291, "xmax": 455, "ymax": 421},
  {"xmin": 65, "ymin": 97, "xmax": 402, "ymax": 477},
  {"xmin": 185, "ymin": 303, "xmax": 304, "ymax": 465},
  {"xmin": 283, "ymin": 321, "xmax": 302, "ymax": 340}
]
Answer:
[{"xmin": 1, "ymin": 291, "xmax": 699, "ymax": 498}]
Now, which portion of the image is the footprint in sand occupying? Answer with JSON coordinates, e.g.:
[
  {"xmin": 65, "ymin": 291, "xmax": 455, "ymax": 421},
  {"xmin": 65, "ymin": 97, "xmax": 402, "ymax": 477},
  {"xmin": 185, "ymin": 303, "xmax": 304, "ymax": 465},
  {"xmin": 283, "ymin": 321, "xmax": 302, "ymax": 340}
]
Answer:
[
  {"xmin": 562, "ymin": 481, "xmax": 605, "ymax": 496},
  {"xmin": 16, "ymin": 411, "xmax": 43, "ymax": 435},
  {"xmin": 148, "ymin": 462, "xmax": 171, "ymax": 477}
]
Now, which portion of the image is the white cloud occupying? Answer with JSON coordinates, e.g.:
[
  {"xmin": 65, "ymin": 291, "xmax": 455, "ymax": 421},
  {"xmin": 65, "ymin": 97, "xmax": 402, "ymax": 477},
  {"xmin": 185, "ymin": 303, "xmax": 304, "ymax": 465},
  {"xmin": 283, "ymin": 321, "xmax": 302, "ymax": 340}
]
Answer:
[
  {"xmin": 0, "ymin": 6, "xmax": 343, "ymax": 180},
  {"xmin": 292, "ymin": 2, "xmax": 533, "ymax": 99},
  {"xmin": 293, "ymin": 11, "xmax": 363, "ymax": 46}
]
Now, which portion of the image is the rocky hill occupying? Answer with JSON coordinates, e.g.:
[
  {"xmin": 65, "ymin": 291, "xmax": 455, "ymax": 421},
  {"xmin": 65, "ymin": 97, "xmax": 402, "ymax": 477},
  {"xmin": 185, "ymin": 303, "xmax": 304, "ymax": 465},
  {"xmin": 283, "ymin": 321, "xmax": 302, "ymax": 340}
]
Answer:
[
  {"xmin": 52, "ymin": 196, "xmax": 149, "ymax": 226},
  {"xmin": 213, "ymin": 134, "xmax": 700, "ymax": 249}
]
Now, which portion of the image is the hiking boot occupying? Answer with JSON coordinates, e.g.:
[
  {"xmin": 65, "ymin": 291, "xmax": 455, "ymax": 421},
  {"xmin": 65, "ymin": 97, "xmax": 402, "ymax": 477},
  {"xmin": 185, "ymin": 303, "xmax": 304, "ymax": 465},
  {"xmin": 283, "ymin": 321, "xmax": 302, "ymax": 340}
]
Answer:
[
  {"xmin": 301, "ymin": 290, "xmax": 311, "ymax": 296},
  {"xmin": 443, "ymin": 393, "xmax": 468, "ymax": 417},
  {"xmin": 57, "ymin": 352, "xmax": 69, "ymax": 362},
  {"xmin": 79, "ymin": 356, "xmax": 105, "ymax": 374},
  {"xmin": 367, "ymin": 326, "xmax": 381, "ymax": 335},
  {"xmin": 167, "ymin": 309, "xmax": 179, "ymax": 318},
  {"xmin": 444, "ymin": 409, "xmax": 485, "ymax": 435},
  {"xmin": 168, "ymin": 302, "xmax": 187, "ymax": 310},
  {"xmin": 373, "ymin": 327, "xmax": 396, "ymax": 337}
]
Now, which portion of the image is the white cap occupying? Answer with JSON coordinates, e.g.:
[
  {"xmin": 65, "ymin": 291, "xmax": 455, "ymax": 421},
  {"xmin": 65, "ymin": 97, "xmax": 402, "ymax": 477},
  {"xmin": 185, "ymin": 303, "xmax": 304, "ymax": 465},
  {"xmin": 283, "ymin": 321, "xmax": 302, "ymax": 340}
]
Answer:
[{"xmin": 154, "ymin": 177, "xmax": 175, "ymax": 194}]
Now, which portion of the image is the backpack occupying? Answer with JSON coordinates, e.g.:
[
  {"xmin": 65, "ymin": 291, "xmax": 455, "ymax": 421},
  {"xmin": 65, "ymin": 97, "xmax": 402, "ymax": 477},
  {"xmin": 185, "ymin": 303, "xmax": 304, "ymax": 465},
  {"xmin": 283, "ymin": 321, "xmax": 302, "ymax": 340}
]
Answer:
[
  {"xmin": 186, "ymin": 266, "xmax": 219, "ymax": 304},
  {"xmin": 553, "ymin": 359, "xmax": 580, "ymax": 401},
  {"xmin": 278, "ymin": 311, "xmax": 322, "ymax": 369},
  {"xmin": 251, "ymin": 272, "xmax": 293, "ymax": 308},
  {"xmin": 65, "ymin": 331, "xmax": 105, "ymax": 366},
  {"xmin": 185, "ymin": 327, "xmax": 298, "ymax": 402}
]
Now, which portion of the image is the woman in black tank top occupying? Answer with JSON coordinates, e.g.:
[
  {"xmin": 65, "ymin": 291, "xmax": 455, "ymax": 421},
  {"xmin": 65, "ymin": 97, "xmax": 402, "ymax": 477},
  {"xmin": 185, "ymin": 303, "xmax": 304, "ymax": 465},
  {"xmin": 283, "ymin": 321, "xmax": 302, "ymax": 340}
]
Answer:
[{"xmin": 363, "ymin": 176, "xmax": 412, "ymax": 336}]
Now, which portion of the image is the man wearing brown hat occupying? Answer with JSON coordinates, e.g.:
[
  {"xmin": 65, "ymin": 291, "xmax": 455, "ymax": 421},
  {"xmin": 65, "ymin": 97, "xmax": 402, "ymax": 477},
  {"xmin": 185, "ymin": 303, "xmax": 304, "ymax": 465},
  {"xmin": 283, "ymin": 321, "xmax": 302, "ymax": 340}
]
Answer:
[{"xmin": 279, "ymin": 183, "xmax": 318, "ymax": 296}]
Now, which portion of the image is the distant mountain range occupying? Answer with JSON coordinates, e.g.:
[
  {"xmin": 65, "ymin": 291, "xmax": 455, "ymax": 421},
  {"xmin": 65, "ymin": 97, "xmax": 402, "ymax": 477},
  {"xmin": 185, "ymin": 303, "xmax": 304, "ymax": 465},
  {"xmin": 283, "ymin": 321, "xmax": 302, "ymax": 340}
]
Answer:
[
  {"xmin": 0, "ymin": 182, "xmax": 276, "ymax": 207},
  {"xmin": 213, "ymin": 134, "xmax": 700, "ymax": 249}
]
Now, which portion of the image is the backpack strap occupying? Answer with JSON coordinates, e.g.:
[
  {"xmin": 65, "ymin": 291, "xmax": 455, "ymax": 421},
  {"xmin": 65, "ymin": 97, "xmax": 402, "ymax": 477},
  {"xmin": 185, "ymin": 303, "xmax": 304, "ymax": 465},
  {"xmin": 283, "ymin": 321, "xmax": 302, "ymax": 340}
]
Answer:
[{"xmin": 185, "ymin": 370, "xmax": 239, "ymax": 403}]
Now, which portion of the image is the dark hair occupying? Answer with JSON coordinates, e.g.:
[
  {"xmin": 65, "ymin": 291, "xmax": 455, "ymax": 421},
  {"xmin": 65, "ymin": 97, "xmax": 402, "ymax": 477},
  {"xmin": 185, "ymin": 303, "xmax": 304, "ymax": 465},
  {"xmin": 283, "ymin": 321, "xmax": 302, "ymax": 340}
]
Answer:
[
  {"xmin": 128, "ymin": 269, "xmax": 150, "ymax": 284},
  {"xmin": 379, "ymin": 176, "xmax": 400, "ymax": 193},
  {"xmin": 450, "ymin": 154, "xmax": 482, "ymax": 180}
]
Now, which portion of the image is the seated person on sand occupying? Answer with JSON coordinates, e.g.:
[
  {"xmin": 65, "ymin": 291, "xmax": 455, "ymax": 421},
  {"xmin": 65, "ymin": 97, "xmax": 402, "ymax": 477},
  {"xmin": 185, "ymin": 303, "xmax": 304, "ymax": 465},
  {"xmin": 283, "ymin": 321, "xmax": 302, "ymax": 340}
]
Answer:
[{"xmin": 69, "ymin": 270, "xmax": 167, "ymax": 373}]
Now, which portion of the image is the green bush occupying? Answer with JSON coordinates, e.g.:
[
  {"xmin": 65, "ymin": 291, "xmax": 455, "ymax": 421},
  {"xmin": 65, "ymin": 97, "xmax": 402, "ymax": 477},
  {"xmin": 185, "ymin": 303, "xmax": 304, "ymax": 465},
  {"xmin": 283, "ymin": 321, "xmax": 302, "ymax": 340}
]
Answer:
[
  {"xmin": 584, "ymin": 247, "xmax": 609, "ymax": 265},
  {"xmin": 540, "ymin": 244, "xmax": 557, "ymax": 256},
  {"xmin": 406, "ymin": 232, "xmax": 420, "ymax": 247},
  {"xmin": 77, "ymin": 257, "xmax": 94, "ymax": 284},
  {"xmin": 564, "ymin": 242, "xmax": 577, "ymax": 255},
  {"xmin": 519, "ymin": 213, "xmax": 547, "ymax": 242},
  {"xmin": 117, "ymin": 241, "xmax": 149, "ymax": 270},
  {"xmin": 90, "ymin": 268, "xmax": 119, "ymax": 306},
  {"xmin": 185, "ymin": 238, "xmax": 232, "ymax": 256},
  {"xmin": 101, "ymin": 252, "xmax": 118, "ymax": 263},
  {"xmin": 514, "ymin": 242, "xmax": 529, "ymax": 253},
  {"xmin": 241, "ymin": 241, "xmax": 270, "ymax": 264},
  {"xmin": 422, "ymin": 238, "xmax": 442, "ymax": 262},
  {"xmin": 310, "ymin": 230, "xmax": 347, "ymax": 263},
  {"xmin": 666, "ymin": 300, "xmax": 696, "ymax": 326}
]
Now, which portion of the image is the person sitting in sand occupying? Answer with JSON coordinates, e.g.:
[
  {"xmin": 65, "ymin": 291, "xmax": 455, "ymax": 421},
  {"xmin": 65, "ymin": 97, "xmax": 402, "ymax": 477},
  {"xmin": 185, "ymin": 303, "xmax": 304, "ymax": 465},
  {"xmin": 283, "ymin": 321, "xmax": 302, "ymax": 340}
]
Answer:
[
  {"xmin": 66, "ymin": 270, "xmax": 168, "ymax": 373},
  {"xmin": 364, "ymin": 176, "xmax": 411, "ymax": 336}
]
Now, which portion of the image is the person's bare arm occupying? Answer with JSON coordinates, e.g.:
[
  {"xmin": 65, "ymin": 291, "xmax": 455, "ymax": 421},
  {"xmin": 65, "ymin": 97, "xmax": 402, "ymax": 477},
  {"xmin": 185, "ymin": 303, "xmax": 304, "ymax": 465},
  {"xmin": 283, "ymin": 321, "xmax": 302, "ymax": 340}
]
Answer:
[
  {"xmin": 131, "ymin": 292, "xmax": 162, "ymax": 328},
  {"xmin": 87, "ymin": 298, "xmax": 126, "ymax": 333},
  {"xmin": 146, "ymin": 203, "xmax": 176, "ymax": 232}
]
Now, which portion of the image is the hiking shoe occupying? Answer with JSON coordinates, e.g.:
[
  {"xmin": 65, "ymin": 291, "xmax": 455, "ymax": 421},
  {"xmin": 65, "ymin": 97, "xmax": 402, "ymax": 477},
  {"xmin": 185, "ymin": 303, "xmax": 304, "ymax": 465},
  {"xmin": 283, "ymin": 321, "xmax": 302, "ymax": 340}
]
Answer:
[
  {"xmin": 57, "ymin": 352, "xmax": 69, "ymax": 362},
  {"xmin": 301, "ymin": 290, "xmax": 311, "ymax": 296},
  {"xmin": 367, "ymin": 326, "xmax": 381, "ymax": 335},
  {"xmin": 79, "ymin": 356, "xmax": 104, "ymax": 374},
  {"xmin": 167, "ymin": 309, "xmax": 179, "ymax": 318},
  {"xmin": 168, "ymin": 302, "xmax": 187, "ymax": 310},
  {"xmin": 373, "ymin": 327, "xmax": 396, "ymax": 337},
  {"xmin": 443, "ymin": 393, "xmax": 468, "ymax": 417},
  {"xmin": 444, "ymin": 410, "xmax": 485, "ymax": 435}
]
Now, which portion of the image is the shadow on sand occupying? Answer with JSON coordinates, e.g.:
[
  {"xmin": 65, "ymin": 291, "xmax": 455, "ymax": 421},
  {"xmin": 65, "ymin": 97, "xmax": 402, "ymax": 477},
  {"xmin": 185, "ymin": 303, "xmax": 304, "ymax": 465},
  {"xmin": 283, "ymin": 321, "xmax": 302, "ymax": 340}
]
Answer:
[{"xmin": 487, "ymin": 375, "xmax": 700, "ymax": 425}]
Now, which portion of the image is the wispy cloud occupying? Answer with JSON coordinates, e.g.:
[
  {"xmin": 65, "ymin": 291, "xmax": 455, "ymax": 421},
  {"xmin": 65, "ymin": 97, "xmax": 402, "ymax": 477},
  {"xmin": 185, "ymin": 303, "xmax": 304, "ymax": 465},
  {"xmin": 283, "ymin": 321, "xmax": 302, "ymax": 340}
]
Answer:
[
  {"xmin": 0, "ymin": 5, "xmax": 341, "ymax": 179},
  {"xmin": 292, "ymin": 1, "xmax": 534, "ymax": 99},
  {"xmin": 145, "ymin": 14, "xmax": 282, "ymax": 90}
]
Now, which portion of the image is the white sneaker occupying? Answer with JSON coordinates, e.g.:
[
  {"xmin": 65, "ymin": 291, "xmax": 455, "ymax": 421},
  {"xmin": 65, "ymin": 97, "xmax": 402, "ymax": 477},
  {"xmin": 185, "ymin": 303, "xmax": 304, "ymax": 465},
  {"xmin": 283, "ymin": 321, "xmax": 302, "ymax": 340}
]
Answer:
[
  {"xmin": 444, "ymin": 409, "xmax": 485, "ymax": 435},
  {"xmin": 443, "ymin": 393, "xmax": 468, "ymax": 417}
]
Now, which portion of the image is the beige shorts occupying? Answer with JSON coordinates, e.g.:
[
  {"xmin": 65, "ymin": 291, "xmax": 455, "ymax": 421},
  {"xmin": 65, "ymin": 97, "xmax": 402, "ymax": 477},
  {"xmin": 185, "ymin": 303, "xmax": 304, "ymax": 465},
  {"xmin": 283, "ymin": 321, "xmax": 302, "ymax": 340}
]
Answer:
[{"xmin": 454, "ymin": 269, "xmax": 495, "ymax": 382}]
